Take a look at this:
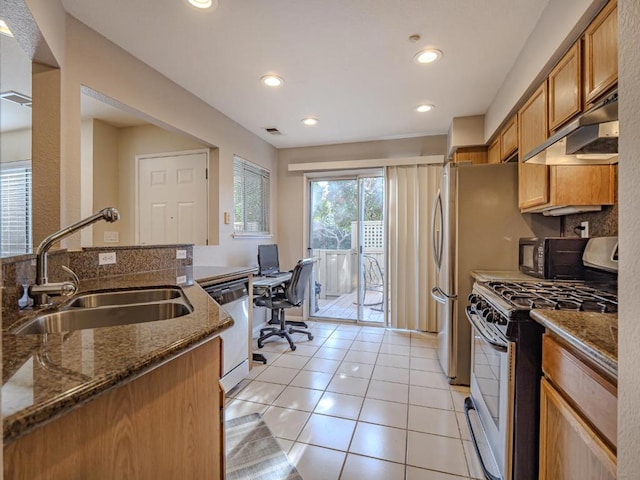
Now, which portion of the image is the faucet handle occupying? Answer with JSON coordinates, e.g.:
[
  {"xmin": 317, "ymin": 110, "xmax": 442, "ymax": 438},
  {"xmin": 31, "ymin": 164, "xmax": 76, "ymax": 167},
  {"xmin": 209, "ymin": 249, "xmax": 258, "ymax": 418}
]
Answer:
[{"xmin": 61, "ymin": 266, "xmax": 79, "ymax": 295}]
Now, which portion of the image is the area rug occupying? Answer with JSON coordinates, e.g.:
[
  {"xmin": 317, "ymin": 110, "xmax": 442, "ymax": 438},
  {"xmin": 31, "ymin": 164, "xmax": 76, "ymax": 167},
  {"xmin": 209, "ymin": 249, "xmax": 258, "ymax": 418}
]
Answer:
[{"xmin": 225, "ymin": 413, "xmax": 303, "ymax": 480}]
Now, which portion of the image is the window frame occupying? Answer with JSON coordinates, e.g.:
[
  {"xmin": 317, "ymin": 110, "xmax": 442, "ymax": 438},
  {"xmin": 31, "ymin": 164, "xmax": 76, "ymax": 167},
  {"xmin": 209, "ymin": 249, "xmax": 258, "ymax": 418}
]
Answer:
[{"xmin": 232, "ymin": 155, "xmax": 272, "ymax": 238}]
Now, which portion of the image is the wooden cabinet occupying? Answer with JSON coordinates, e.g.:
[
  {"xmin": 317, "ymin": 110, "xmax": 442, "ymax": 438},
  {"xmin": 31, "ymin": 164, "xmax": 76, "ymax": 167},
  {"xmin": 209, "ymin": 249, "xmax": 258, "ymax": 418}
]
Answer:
[
  {"xmin": 518, "ymin": 82, "xmax": 549, "ymax": 209},
  {"xmin": 488, "ymin": 138, "xmax": 500, "ymax": 164},
  {"xmin": 584, "ymin": 0, "xmax": 618, "ymax": 104},
  {"xmin": 520, "ymin": 164, "xmax": 616, "ymax": 213},
  {"xmin": 452, "ymin": 146, "xmax": 487, "ymax": 164},
  {"xmin": 500, "ymin": 115, "xmax": 518, "ymax": 161},
  {"xmin": 549, "ymin": 42, "xmax": 582, "ymax": 131},
  {"xmin": 4, "ymin": 338, "xmax": 224, "ymax": 480},
  {"xmin": 539, "ymin": 334, "xmax": 617, "ymax": 479}
]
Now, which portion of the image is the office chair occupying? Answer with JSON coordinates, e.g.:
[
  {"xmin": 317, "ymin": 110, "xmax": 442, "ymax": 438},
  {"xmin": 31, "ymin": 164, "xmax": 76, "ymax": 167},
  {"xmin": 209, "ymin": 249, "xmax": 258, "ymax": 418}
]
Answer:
[{"xmin": 255, "ymin": 258, "xmax": 314, "ymax": 351}]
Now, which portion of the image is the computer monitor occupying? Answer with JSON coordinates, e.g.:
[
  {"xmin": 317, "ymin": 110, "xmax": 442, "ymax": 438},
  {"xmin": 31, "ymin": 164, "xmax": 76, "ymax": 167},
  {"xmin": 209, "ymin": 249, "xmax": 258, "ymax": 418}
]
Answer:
[{"xmin": 258, "ymin": 244, "xmax": 280, "ymax": 275}]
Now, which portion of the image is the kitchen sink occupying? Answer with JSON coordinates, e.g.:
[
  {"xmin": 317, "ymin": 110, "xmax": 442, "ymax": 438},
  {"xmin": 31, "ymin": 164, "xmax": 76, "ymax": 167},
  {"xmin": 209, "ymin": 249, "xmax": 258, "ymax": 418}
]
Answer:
[
  {"xmin": 13, "ymin": 286, "xmax": 194, "ymax": 335},
  {"xmin": 67, "ymin": 286, "xmax": 184, "ymax": 308}
]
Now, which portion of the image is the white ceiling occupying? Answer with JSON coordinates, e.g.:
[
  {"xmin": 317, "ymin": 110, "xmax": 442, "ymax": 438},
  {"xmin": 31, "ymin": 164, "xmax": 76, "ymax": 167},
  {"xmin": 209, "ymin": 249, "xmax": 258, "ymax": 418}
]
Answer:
[
  {"xmin": 24, "ymin": 1, "xmax": 552, "ymax": 148},
  {"xmin": 0, "ymin": 35, "xmax": 32, "ymax": 132}
]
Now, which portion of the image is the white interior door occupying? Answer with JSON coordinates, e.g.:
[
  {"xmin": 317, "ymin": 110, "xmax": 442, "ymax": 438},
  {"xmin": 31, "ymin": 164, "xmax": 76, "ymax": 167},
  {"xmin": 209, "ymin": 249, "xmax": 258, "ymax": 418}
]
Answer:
[{"xmin": 138, "ymin": 151, "xmax": 208, "ymax": 245}]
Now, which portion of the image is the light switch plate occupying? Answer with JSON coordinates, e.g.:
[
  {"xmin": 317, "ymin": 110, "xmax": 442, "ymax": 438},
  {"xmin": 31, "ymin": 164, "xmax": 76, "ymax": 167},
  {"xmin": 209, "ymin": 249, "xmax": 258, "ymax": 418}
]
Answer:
[
  {"xmin": 176, "ymin": 249, "xmax": 187, "ymax": 259},
  {"xmin": 99, "ymin": 252, "xmax": 117, "ymax": 265}
]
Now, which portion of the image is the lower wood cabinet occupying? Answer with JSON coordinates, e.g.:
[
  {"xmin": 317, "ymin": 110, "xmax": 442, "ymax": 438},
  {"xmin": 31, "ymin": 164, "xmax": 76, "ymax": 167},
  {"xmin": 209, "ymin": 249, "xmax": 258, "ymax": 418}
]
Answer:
[
  {"xmin": 4, "ymin": 337, "xmax": 224, "ymax": 480},
  {"xmin": 539, "ymin": 334, "xmax": 617, "ymax": 480}
]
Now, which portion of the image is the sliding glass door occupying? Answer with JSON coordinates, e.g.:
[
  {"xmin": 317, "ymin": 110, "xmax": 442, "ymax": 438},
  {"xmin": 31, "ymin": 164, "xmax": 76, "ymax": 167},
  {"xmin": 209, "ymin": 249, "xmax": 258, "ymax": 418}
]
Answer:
[{"xmin": 308, "ymin": 172, "xmax": 386, "ymax": 324}]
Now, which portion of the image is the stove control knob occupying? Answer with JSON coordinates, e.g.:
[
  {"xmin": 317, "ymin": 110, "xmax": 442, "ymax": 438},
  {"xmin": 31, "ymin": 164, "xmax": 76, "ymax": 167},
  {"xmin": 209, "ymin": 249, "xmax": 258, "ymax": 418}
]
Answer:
[
  {"xmin": 477, "ymin": 299, "xmax": 486, "ymax": 311},
  {"xmin": 468, "ymin": 294, "xmax": 477, "ymax": 304},
  {"xmin": 481, "ymin": 308, "xmax": 495, "ymax": 323}
]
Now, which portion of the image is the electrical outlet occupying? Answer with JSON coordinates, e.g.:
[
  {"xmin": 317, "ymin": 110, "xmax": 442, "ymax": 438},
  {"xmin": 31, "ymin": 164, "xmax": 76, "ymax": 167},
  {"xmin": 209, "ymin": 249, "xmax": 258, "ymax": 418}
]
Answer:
[
  {"xmin": 176, "ymin": 275, "xmax": 187, "ymax": 284},
  {"xmin": 98, "ymin": 252, "xmax": 117, "ymax": 265},
  {"xmin": 580, "ymin": 221, "xmax": 589, "ymax": 238},
  {"xmin": 176, "ymin": 249, "xmax": 187, "ymax": 259}
]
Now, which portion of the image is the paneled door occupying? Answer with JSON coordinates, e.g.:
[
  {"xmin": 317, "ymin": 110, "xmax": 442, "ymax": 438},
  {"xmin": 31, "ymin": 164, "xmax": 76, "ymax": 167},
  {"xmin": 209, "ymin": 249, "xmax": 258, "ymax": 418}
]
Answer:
[
  {"xmin": 308, "ymin": 172, "xmax": 385, "ymax": 324},
  {"xmin": 138, "ymin": 150, "xmax": 208, "ymax": 245}
]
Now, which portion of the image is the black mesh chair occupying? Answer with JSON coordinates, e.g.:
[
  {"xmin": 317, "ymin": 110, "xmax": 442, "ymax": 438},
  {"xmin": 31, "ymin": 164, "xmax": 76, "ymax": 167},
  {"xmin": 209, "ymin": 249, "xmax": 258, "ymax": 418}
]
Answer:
[{"xmin": 255, "ymin": 258, "xmax": 314, "ymax": 351}]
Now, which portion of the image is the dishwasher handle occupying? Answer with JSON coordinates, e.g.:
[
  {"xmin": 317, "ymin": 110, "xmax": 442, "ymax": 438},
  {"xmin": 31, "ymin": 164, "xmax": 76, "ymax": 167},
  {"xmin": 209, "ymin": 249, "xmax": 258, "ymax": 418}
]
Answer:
[{"xmin": 203, "ymin": 279, "xmax": 248, "ymax": 304}]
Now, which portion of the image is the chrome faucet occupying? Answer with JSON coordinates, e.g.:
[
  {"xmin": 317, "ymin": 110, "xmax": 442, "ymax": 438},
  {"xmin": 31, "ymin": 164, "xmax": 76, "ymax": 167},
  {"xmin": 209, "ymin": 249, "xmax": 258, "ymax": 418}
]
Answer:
[{"xmin": 29, "ymin": 207, "xmax": 120, "ymax": 308}]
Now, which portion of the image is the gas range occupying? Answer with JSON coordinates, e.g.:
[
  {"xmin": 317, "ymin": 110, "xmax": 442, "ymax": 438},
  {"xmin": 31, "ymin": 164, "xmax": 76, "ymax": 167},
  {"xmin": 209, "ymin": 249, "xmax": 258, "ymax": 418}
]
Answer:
[{"xmin": 470, "ymin": 279, "xmax": 617, "ymax": 341}]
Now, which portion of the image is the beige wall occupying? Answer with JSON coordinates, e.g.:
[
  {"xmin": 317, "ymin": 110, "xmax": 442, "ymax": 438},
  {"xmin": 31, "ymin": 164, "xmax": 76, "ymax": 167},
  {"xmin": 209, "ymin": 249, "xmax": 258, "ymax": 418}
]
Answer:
[
  {"xmin": 276, "ymin": 135, "xmax": 447, "ymax": 270},
  {"xmin": 91, "ymin": 119, "xmax": 119, "ymax": 246},
  {"xmin": 617, "ymin": 1, "xmax": 639, "ymax": 477},
  {"xmin": 485, "ymin": 0, "xmax": 606, "ymax": 139},
  {"xmin": 116, "ymin": 124, "xmax": 209, "ymax": 245}
]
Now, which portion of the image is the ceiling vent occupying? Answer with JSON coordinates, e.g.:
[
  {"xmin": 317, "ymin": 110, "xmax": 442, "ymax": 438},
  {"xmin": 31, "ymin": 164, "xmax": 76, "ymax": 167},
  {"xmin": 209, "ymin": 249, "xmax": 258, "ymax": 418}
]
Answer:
[
  {"xmin": 0, "ymin": 90, "xmax": 32, "ymax": 107},
  {"xmin": 264, "ymin": 127, "xmax": 282, "ymax": 135}
]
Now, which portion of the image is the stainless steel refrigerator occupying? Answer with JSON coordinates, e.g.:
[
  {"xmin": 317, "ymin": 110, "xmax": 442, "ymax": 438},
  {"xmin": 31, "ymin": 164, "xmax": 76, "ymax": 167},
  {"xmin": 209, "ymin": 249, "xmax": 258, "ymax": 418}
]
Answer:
[{"xmin": 430, "ymin": 162, "xmax": 558, "ymax": 385}]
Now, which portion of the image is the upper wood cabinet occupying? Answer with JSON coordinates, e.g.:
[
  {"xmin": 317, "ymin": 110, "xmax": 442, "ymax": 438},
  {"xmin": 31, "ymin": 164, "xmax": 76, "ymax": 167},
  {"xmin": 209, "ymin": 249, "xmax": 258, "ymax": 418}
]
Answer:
[
  {"xmin": 500, "ymin": 115, "xmax": 518, "ymax": 161},
  {"xmin": 584, "ymin": 0, "xmax": 618, "ymax": 104},
  {"xmin": 518, "ymin": 82, "xmax": 549, "ymax": 209},
  {"xmin": 488, "ymin": 138, "xmax": 500, "ymax": 164},
  {"xmin": 452, "ymin": 146, "xmax": 487, "ymax": 165},
  {"xmin": 549, "ymin": 42, "xmax": 582, "ymax": 132}
]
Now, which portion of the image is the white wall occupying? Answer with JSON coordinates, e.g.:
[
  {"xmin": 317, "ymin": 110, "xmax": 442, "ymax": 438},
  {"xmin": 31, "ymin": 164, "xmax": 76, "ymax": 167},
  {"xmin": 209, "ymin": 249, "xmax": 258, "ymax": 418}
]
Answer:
[
  {"xmin": 0, "ymin": 129, "xmax": 31, "ymax": 163},
  {"xmin": 617, "ymin": 2, "xmax": 639, "ymax": 478}
]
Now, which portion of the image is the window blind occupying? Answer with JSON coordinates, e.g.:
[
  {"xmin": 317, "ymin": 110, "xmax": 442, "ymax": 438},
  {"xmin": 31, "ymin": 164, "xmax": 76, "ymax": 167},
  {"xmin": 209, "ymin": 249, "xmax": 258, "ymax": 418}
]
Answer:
[
  {"xmin": 0, "ymin": 162, "xmax": 32, "ymax": 257},
  {"xmin": 233, "ymin": 156, "xmax": 270, "ymax": 235}
]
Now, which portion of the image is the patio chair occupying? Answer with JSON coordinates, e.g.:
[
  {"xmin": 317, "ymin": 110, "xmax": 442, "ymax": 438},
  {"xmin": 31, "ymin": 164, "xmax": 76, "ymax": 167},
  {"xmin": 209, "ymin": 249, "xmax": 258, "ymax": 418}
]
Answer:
[{"xmin": 362, "ymin": 255, "xmax": 384, "ymax": 311}]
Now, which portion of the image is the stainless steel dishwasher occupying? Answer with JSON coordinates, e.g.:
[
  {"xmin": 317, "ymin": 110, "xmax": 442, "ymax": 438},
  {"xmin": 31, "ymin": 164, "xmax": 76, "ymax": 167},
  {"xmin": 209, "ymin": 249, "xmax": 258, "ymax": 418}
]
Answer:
[{"xmin": 202, "ymin": 279, "xmax": 249, "ymax": 392}]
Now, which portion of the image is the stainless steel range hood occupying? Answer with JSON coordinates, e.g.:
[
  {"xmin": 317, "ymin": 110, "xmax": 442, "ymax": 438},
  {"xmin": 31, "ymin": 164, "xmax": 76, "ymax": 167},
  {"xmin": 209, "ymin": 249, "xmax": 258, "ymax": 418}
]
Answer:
[{"xmin": 523, "ymin": 91, "xmax": 618, "ymax": 165}]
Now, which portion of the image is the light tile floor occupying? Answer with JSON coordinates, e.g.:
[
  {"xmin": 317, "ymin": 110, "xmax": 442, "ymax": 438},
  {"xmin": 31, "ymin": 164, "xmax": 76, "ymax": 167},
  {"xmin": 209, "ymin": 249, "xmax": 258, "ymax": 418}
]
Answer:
[{"xmin": 225, "ymin": 321, "xmax": 483, "ymax": 480}]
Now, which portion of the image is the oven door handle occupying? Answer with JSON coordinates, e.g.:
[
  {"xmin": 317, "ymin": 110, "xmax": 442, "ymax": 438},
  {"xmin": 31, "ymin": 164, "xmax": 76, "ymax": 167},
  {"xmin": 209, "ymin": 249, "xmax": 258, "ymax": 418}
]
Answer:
[
  {"xmin": 465, "ymin": 307, "xmax": 507, "ymax": 353},
  {"xmin": 431, "ymin": 286, "xmax": 456, "ymax": 304},
  {"xmin": 464, "ymin": 397, "xmax": 502, "ymax": 480}
]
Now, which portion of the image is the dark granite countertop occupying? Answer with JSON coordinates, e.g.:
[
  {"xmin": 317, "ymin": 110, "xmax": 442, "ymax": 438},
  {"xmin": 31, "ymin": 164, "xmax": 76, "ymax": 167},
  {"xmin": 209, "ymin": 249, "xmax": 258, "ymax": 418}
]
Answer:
[
  {"xmin": 2, "ymin": 267, "xmax": 233, "ymax": 444},
  {"xmin": 193, "ymin": 265, "xmax": 258, "ymax": 285},
  {"xmin": 530, "ymin": 309, "xmax": 617, "ymax": 379}
]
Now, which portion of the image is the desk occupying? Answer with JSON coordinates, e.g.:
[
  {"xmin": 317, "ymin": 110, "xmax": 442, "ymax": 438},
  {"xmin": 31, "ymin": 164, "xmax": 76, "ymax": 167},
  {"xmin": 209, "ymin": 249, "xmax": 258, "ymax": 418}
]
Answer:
[{"xmin": 253, "ymin": 272, "xmax": 292, "ymax": 295}]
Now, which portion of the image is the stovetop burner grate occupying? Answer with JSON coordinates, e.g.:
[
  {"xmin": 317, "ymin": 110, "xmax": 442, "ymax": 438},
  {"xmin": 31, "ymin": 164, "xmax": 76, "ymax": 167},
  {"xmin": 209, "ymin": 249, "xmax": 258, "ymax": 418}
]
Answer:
[{"xmin": 484, "ymin": 280, "xmax": 617, "ymax": 314}]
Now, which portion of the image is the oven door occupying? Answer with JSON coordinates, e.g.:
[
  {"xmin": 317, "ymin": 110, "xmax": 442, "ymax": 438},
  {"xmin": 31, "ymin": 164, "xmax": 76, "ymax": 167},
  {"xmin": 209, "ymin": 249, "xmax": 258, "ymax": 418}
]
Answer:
[{"xmin": 465, "ymin": 307, "xmax": 515, "ymax": 480}]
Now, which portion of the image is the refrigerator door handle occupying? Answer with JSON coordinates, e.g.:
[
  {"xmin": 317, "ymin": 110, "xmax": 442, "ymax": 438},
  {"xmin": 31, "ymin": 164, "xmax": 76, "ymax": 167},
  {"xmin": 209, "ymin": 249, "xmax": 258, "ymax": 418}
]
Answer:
[
  {"xmin": 431, "ymin": 286, "xmax": 456, "ymax": 304},
  {"xmin": 431, "ymin": 190, "xmax": 443, "ymax": 269}
]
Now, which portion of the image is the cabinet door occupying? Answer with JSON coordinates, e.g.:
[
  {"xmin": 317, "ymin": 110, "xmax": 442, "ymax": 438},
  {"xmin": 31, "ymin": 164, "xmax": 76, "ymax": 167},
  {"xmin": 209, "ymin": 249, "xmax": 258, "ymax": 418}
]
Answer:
[
  {"xmin": 518, "ymin": 82, "xmax": 549, "ymax": 209},
  {"xmin": 584, "ymin": 0, "xmax": 618, "ymax": 104},
  {"xmin": 550, "ymin": 165, "xmax": 616, "ymax": 207},
  {"xmin": 549, "ymin": 42, "xmax": 582, "ymax": 131},
  {"xmin": 500, "ymin": 115, "xmax": 518, "ymax": 161},
  {"xmin": 539, "ymin": 378, "xmax": 617, "ymax": 480},
  {"xmin": 453, "ymin": 146, "xmax": 487, "ymax": 164},
  {"xmin": 488, "ymin": 138, "xmax": 500, "ymax": 164}
]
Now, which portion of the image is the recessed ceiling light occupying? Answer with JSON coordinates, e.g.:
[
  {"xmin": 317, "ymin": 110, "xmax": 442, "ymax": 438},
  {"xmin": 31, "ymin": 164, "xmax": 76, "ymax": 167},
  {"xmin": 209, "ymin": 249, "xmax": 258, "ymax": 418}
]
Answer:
[
  {"xmin": 416, "ymin": 104, "xmax": 434, "ymax": 113},
  {"xmin": 187, "ymin": 0, "xmax": 218, "ymax": 10},
  {"xmin": 0, "ymin": 20, "xmax": 13, "ymax": 37},
  {"xmin": 301, "ymin": 117, "xmax": 319, "ymax": 126},
  {"xmin": 261, "ymin": 75, "xmax": 284, "ymax": 87},
  {"xmin": 413, "ymin": 48, "xmax": 443, "ymax": 64}
]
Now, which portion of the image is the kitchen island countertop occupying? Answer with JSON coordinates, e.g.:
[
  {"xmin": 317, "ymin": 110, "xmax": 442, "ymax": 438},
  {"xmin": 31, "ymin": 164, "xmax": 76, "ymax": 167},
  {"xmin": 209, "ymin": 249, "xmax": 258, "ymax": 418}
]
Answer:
[
  {"xmin": 2, "ymin": 267, "xmax": 233, "ymax": 444},
  {"xmin": 530, "ymin": 309, "xmax": 617, "ymax": 379}
]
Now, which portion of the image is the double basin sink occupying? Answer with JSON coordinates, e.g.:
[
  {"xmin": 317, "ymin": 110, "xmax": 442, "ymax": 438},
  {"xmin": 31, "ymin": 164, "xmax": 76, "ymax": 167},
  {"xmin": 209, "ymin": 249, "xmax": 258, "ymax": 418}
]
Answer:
[{"xmin": 13, "ymin": 286, "xmax": 193, "ymax": 335}]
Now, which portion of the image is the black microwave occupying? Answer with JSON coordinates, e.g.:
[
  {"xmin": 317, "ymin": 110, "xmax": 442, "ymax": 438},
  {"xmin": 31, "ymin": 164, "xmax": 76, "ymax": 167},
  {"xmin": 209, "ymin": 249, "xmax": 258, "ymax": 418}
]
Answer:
[{"xmin": 519, "ymin": 237, "xmax": 589, "ymax": 280}]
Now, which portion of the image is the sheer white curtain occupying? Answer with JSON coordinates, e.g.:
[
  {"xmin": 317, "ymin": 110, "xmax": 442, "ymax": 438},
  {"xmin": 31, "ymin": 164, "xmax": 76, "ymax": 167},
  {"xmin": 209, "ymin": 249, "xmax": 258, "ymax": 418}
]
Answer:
[{"xmin": 386, "ymin": 164, "xmax": 442, "ymax": 331}]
